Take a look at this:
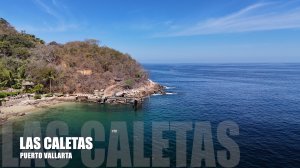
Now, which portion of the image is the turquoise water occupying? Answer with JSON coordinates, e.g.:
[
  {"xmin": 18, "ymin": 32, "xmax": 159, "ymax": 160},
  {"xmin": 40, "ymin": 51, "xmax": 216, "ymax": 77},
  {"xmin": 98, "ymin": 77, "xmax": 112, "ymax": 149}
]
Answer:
[{"xmin": 1, "ymin": 64, "xmax": 300, "ymax": 167}]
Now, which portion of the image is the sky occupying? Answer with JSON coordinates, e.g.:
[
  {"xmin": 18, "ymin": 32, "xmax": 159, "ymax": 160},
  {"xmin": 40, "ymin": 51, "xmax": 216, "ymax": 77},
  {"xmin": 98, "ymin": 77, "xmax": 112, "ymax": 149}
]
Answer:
[{"xmin": 1, "ymin": 0, "xmax": 300, "ymax": 63}]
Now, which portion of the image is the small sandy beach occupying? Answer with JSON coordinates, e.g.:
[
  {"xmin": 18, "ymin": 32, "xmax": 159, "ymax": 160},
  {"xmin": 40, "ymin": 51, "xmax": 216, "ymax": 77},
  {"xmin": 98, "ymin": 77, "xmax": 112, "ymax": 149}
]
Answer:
[
  {"xmin": 0, "ymin": 80, "xmax": 165, "ymax": 125},
  {"xmin": 0, "ymin": 97, "xmax": 74, "ymax": 125}
]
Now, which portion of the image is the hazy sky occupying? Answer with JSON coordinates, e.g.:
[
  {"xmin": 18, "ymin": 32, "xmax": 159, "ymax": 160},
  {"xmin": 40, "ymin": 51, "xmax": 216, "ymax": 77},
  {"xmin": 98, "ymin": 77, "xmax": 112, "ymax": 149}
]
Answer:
[{"xmin": 1, "ymin": 0, "xmax": 300, "ymax": 63}]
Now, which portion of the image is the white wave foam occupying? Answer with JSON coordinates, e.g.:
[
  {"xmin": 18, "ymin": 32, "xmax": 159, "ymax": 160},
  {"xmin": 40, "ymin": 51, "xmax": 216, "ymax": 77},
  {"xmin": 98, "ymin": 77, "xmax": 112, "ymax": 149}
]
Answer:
[
  {"xmin": 165, "ymin": 86, "xmax": 176, "ymax": 89},
  {"xmin": 152, "ymin": 93, "xmax": 163, "ymax": 96},
  {"xmin": 166, "ymin": 92, "xmax": 177, "ymax": 95}
]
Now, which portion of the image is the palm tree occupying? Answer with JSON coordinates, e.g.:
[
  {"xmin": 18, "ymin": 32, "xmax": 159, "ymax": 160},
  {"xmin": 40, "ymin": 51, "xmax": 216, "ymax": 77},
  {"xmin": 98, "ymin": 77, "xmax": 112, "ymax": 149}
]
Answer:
[
  {"xmin": 46, "ymin": 70, "xmax": 55, "ymax": 94},
  {"xmin": 0, "ymin": 70, "xmax": 14, "ymax": 87}
]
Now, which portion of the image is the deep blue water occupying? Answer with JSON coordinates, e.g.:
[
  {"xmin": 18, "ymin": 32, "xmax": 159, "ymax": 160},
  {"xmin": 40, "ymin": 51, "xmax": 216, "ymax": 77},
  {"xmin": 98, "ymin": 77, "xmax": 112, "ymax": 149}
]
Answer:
[
  {"xmin": 1, "ymin": 64, "xmax": 300, "ymax": 167},
  {"xmin": 144, "ymin": 64, "xmax": 300, "ymax": 167}
]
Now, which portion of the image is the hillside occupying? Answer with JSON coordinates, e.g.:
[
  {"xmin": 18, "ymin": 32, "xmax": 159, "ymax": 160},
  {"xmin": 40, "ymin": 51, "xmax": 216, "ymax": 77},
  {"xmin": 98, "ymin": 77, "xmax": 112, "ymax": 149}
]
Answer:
[{"xmin": 0, "ymin": 18, "xmax": 149, "ymax": 94}]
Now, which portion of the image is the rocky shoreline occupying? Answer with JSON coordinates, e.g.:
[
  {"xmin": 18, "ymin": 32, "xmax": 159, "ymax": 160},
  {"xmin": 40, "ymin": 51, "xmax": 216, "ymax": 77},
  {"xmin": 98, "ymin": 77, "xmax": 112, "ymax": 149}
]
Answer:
[{"xmin": 0, "ymin": 80, "xmax": 165, "ymax": 125}]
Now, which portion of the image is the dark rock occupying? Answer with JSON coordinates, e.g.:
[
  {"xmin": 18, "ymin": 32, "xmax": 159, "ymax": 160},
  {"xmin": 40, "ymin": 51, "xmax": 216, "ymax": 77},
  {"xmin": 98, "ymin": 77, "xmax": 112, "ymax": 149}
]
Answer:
[
  {"xmin": 76, "ymin": 96, "xmax": 88, "ymax": 102},
  {"xmin": 19, "ymin": 112, "xmax": 25, "ymax": 116}
]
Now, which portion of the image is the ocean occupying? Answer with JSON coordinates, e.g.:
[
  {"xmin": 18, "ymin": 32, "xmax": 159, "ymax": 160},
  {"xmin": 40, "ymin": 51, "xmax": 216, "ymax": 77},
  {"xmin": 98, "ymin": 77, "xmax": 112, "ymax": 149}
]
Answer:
[{"xmin": 1, "ymin": 64, "xmax": 300, "ymax": 167}]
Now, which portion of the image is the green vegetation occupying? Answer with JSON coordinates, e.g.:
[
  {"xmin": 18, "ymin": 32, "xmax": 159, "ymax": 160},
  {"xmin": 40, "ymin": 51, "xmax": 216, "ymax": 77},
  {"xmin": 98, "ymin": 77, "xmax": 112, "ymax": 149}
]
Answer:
[
  {"xmin": 34, "ymin": 94, "xmax": 41, "ymax": 99},
  {"xmin": 0, "ymin": 18, "xmax": 148, "ymax": 94},
  {"xmin": 0, "ymin": 92, "xmax": 6, "ymax": 98},
  {"xmin": 124, "ymin": 79, "xmax": 135, "ymax": 89},
  {"xmin": 45, "ymin": 93, "xmax": 53, "ymax": 97},
  {"xmin": 0, "ymin": 91, "xmax": 20, "ymax": 98},
  {"xmin": 31, "ymin": 84, "xmax": 44, "ymax": 94}
]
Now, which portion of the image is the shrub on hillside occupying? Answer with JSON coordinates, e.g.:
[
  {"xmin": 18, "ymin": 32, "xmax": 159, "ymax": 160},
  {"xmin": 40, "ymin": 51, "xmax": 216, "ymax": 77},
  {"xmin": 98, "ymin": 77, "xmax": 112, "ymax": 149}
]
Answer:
[
  {"xmin": 34, "ymin": 94, "xmax": 41, "ymax": 99},
  {"xmin": 0, "ymin": 92, "xmax": 7, "ymax": 98}
]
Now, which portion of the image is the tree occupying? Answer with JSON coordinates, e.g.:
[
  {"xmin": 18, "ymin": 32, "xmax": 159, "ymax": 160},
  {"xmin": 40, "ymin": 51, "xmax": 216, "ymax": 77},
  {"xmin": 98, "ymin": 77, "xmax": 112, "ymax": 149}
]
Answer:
[
  {"xmin": 85, "ymin": 39, "xmax": 100, "ymax": 46},
  {"xmin": 32, "ymin": 84, "xmax": 43, "ymax": 94},
  {"xmin": 0, "ymin": 62, "xmax": 15, "ymax": 87},
  {"xmin": 46, "ymin": 70, "xmax": 55, "ymax": 94},
  {"xmin": 0, "ymin": 41, "xmax": 12, "ymax": 56}
]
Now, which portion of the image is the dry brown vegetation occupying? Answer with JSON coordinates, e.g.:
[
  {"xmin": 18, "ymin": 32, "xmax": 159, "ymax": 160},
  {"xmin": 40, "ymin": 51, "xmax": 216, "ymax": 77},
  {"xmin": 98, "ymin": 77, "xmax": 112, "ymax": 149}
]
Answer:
[
  {"xmin": 27, "ymin": 40, "xmax": 148, "ymax": 93},
  {"xmin": 0, "ymin": 18, "xmax": 148, "ymax": 94}
]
